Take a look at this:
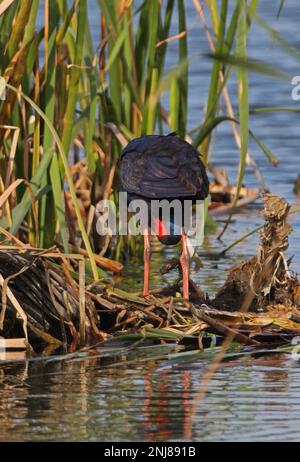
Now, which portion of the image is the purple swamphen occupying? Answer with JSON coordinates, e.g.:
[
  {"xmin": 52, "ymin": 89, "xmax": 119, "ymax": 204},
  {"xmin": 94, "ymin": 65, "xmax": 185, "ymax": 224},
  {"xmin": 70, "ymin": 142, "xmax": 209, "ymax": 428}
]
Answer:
[{"xmin": 120, "ymin": 133, "xmax": 209, "ymax": 299}]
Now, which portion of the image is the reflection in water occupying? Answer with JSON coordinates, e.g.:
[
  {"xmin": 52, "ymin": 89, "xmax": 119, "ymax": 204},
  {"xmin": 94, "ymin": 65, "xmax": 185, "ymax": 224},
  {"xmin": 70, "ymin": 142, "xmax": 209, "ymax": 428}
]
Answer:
[{"xmin": 0, "ymin": 351, "xmax": 300, "ymax": 442}]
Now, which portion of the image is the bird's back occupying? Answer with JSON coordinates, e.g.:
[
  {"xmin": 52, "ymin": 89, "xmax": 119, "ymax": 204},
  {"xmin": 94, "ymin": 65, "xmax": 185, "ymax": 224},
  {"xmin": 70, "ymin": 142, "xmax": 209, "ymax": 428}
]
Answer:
[{"xmin": 120, "ymin": 134, "xmax": 209, "ymax": 201}]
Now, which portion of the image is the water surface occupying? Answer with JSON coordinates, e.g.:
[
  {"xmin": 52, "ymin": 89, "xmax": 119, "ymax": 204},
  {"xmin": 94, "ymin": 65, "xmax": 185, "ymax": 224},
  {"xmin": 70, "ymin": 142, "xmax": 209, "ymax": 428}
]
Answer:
[{"xmin": 1, "ymin": 347, "xmax": 300, "ymax": 442}]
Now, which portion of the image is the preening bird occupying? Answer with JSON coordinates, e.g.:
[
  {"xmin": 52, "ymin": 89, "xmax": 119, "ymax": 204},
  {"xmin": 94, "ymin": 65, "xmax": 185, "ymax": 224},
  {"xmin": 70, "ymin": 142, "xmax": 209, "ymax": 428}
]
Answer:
[{"xmin": 120, "ymin": 133, "xmax": 209, "ymax": 300}]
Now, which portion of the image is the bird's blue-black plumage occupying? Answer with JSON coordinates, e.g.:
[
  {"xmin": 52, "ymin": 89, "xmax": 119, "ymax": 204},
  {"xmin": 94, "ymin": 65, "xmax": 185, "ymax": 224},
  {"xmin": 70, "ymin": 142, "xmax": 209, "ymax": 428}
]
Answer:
[
  {"xmin": 120, "ymin": 134, "xmax": 209, "ymax": 200},
  {"xmin": 120, "ymin": 134, "xmax": 209, "ymax": 245}
]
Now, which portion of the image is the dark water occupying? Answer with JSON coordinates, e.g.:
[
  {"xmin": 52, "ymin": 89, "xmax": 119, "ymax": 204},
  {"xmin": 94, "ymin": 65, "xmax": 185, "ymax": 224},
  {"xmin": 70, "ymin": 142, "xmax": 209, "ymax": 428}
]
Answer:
[{"xmin": 1, "ymin": 1, "xmax": 300, "ymax": 442}]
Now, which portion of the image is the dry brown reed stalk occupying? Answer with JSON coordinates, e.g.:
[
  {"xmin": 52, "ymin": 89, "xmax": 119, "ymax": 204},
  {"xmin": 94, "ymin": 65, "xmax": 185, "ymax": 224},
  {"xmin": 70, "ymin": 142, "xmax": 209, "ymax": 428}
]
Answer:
[
  {"xmin": 0, "ymin": 0, "xmax": 16, "ymax": 17},
  {"xmin": 79, "ymin": 259, "xmax": 86, "ymax": 345},
  {"xmin": 0, "ymin": 245, "xmax": 97, "ymax": 347},
  {"xmin": 156, "ymin": 31, "xmax": 187, "ymax": 48},
  {"xmin": 65, "ymin": 243, "xmax": 123, "ymax": 273}
]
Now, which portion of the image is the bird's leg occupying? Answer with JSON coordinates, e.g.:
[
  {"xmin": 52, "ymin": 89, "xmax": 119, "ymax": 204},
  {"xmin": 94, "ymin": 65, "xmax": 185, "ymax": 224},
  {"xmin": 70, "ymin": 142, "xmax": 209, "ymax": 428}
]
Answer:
[
  {"xmin": 143, "ymin": 227, "xmax": 151, "ymax": 297},
  {"xmin": 179, "ymin": 232, "xmax": 190, "ymax": 300}
]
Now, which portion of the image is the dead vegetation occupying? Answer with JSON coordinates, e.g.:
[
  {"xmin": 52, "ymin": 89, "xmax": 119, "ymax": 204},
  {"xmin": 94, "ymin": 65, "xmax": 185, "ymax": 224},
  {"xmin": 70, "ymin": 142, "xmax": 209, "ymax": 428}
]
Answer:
[
  {"xmin": 212, "ymin": 194, "xmax": 299, "ymax": 312},
  {"xmin": 1, "ymin": 194, "xmax": 300, "ymax": 354},
  {"xmin": 208, "ymin": 165, "xmax": 260, "ymax": 214}
]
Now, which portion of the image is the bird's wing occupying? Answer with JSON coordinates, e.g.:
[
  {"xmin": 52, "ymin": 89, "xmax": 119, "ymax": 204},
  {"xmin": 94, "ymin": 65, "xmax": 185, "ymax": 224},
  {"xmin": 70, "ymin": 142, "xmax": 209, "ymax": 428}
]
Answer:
[
  {"xmin": 120, "ymin": 150, "xmax": 148, "ymax": 195},
  {"xmin": 120, "ymin": 138, "xmax": 209, "ymax": 199}
]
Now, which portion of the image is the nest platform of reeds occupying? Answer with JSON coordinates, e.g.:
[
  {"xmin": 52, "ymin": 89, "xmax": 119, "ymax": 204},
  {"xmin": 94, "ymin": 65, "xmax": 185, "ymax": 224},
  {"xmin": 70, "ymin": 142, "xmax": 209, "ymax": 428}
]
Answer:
[{"xmin": 1, "ymin": 194, "xmax": 300, "ymax": 354}]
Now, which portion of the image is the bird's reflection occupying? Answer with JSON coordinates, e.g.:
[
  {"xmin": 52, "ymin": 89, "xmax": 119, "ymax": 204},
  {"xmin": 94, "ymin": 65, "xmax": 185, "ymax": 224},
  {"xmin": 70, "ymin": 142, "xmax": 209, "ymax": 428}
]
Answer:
[{"xmin": 0, "ymin": 349, "xmax": 299, "ymax": 442}]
